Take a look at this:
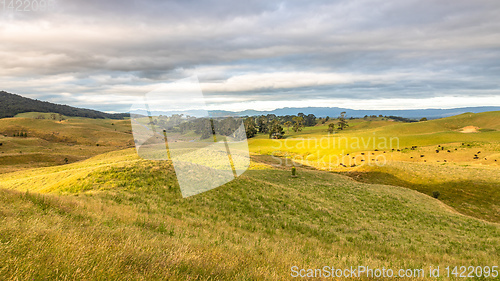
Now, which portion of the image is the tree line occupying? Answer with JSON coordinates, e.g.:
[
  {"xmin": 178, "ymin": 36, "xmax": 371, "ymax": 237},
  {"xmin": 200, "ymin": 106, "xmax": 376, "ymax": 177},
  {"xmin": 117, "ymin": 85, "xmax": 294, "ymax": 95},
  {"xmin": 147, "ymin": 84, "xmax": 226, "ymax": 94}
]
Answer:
[
  {"xmin": 242, "ymin": 111, "xmax": 351, "ymax": 139},
  {"xmin": 243, "ymin": 113, "xmax": 321, "ymax": 139},
  {"xmin": 148, "ymin": 111, "xmax": 420, "ymax": 141}
]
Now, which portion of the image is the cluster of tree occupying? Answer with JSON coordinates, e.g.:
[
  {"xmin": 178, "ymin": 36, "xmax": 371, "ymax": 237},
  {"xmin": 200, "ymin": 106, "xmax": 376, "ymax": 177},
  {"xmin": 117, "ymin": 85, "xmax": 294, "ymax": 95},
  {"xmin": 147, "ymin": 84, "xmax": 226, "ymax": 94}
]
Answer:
[
  {"xmin": 161, "ymin": 116, "xmax": 244, "ymax": 140},
  {"xmin": 35, "ymin": 113, "xmax": 66, "ymax": 121},
  {"xmin": 151, "ymin": 114, "xmax": 196, "ymax": 132},
  {"xmin": 241, "ymin": 113, "xmax": 317, "ymax": 139},
  {"xmin": 386, "ymin": 116, "xmax": 418, "ymax": 123},
  {"xmin": 0, "ymin": 91, "xmax": 128, "ymax": 119},
  {"xmin": 363, "ymin": 114, "xmax": 384, "ymax": 119},
  {"xmin": 361, "ymin": 114, "xmax": 418, "ymax": 123},
  {"xmin": 152, "ymin": 111, "xmax": 355, "ymax": 141},
  {"xmin": 244, "ymin": 117, "xmax": 258, "ymax": 138},
  {"xmin": 13, "ymin": 132, "xmax": 28, "ymax": 137}
]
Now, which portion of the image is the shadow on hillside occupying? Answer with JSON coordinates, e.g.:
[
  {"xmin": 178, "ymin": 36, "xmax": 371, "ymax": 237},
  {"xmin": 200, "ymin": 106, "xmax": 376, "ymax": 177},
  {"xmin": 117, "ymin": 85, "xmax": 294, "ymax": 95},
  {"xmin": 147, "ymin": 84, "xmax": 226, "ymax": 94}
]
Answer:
[{"xmin": 341, "ymin": 170, "xmax": 500, "ymax": 223}]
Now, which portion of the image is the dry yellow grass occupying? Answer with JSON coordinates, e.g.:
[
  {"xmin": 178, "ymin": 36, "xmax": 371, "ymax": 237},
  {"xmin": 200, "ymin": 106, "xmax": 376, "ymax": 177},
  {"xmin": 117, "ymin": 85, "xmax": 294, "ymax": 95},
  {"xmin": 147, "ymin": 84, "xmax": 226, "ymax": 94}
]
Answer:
[{"xmin": 0, "ymin": 148, "xmax": 499, "ymax": 280}]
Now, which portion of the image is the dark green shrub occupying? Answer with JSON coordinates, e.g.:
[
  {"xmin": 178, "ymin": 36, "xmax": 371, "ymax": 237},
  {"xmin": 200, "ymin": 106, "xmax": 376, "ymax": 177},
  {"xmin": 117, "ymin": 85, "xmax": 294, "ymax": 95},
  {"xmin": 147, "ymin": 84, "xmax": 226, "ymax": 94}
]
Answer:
[{"xmin": 432, "ymin": 191, "xmax": 440, "ymax": 199}]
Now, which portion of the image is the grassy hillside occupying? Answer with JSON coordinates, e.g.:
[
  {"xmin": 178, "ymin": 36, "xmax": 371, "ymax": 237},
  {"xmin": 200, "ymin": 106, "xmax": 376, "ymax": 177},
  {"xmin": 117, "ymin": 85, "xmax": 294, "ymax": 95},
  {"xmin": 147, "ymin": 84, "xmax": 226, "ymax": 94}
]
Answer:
[
  {"xmin": 0, "ymin": 148, "xmax": 499, "ymax": 279},
  {"xmin": 1, "ymin": 112, "xmax": 498, "ymax": 224},
  {"xmin": 344, "ymin": 162, "xmax": 500, "ymax": 222},
  {"xmin": 250, "ymin": 111, "xmax": 500, "ymax": 155},
  {"xmin": 0, "ymin": 115, "xmax": 134, "ymax": 174},
  {"xmin": 249, "ymin": 111, "xmax": 500, "ymax": 223}
]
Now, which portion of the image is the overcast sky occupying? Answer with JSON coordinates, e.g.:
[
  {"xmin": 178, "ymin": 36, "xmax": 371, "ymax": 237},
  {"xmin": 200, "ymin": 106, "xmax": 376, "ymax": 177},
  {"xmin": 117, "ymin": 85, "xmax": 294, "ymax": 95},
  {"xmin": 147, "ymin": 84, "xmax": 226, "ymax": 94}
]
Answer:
[{"xmin": 1, "ymin": 0, "xmax": 500, "ymax": 112}]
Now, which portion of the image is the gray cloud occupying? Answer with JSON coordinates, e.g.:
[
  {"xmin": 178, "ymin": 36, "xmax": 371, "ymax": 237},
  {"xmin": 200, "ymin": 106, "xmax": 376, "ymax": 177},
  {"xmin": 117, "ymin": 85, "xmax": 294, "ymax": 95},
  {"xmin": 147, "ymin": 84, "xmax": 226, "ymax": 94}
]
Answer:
[{"xmin": 1, "ymin": 0, "xmax": 499, "ymax": 112}]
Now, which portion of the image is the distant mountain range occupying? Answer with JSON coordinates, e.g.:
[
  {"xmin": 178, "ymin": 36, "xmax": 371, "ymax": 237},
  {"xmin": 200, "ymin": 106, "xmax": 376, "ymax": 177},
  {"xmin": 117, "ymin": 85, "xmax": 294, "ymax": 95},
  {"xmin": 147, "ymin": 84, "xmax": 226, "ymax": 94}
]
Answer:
[
  {"xmin": 1, "ymin": 90, "xmax": 499, "ymax": 120},
  {"xmin": 208, "ymin": 106, "xmax": 500, "ymax": 119},
  {"xmin": 0, "ymin": 91, "xmax": 128, "ymax": 119}
]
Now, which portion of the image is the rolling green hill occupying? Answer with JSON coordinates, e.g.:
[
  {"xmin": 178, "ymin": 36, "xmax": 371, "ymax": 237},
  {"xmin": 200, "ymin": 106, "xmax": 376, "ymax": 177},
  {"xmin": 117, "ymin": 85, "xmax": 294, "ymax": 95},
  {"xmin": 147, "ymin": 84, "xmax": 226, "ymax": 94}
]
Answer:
[
  {"xmin": 1, "ymin": 111, "xmax": 498, "ymax": 225},
  {"xmin": 0, "ymin": 91, "xmax": 128, "ymax": 119},
  {"xmin": 249, "ymin": 111, "xmax": 500, "ymax": 223},
  {"xmin": 0, "ymin": 116, "xmax": 134, "ymax": 174},
  {"xmin": 0, "ymin": 148, "xmax": 499, "ymax": 279}
]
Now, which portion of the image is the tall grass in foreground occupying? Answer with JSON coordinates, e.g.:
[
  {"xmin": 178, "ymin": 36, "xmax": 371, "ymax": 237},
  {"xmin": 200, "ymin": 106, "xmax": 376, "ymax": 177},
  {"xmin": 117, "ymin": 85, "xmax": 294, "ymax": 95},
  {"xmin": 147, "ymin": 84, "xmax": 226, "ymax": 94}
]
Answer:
[{"xmin": 0, "ymin": 150, "xmax": 499, "ymax": 280}]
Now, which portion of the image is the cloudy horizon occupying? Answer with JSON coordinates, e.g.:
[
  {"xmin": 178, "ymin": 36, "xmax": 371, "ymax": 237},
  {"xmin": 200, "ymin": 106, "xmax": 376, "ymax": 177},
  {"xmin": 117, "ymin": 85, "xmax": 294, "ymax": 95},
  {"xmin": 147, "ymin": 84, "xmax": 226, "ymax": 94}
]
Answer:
[{"xmin": 1, "ymin": 0, "xmax": 500, "ymax": 113}]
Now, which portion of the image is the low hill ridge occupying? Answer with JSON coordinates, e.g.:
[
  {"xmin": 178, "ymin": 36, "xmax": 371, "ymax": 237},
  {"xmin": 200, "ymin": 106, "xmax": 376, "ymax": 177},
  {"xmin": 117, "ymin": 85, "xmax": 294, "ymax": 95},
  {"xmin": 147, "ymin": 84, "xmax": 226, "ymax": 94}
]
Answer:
[{"xmin": 0, "ymin": 91, "xmax": 128, "ymax": 119}]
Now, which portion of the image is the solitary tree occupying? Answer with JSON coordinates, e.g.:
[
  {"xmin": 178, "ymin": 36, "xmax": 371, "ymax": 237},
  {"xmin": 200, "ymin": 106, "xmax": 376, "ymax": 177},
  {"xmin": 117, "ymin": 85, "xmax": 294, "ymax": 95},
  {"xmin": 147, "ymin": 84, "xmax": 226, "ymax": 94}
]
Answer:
[
  {"xmin": 244, "ymin": 117, "xmax": 257, "ymax": 138},
  {"xmin": 257, "ymin": 116, "xmax": 268, "ymax": 133},
  {"xmin": 284, "ymin": 121, "xmax": 293, "ymax": 132},
  {"xmin": 337, "ymin": 112, "xmax": 349, "ymax": 130},
  {"xmin": 268, "ymin": 120, "xmax": 285, "ymax": 139},
  {"xmin": 328, "ymin": 123, "xmax": 335, "ymax": 133},
  {"xmin": 292, "ymin": 116, "xmax": 304, "ymax": 132},
  {"xmin": 305, "ymin": 114, "xmax": 316, "ymax": 126},
  {"xmin": 199, "ymin": 119, "xmax": 215, "ymax": 140}
]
